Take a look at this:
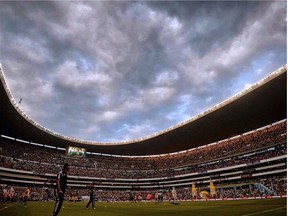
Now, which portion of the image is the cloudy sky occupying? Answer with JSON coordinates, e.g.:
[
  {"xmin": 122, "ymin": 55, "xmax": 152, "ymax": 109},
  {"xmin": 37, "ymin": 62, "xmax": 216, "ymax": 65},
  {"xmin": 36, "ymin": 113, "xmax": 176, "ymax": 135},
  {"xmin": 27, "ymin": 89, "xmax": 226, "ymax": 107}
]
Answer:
[{"xmin": 0, "ymin": 1, "xmax": 286, "ymax": 143}]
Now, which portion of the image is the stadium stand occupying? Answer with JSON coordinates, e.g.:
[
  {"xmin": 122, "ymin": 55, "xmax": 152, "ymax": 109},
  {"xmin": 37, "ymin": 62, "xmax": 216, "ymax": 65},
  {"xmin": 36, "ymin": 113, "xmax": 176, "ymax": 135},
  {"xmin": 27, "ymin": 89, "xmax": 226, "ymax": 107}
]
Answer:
[
  {"xmin": 0, "ymin": 65, "xmax": 286, "ymax": 202},
  {"xmin": 0, "ymin": 120, "xmax": 286, "ymax": 201}
]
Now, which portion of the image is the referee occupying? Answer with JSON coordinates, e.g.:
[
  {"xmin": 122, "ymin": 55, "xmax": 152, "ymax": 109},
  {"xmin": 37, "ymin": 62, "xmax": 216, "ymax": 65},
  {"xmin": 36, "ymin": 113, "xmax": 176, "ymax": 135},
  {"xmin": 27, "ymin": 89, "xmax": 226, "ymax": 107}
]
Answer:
[
  {"xmin": 52, "ymin": 163, "xmax": 69, "ymax": 216},
  {"xmin": 86, "ymin": 189, "xmax": 95, "ymax": 209}
]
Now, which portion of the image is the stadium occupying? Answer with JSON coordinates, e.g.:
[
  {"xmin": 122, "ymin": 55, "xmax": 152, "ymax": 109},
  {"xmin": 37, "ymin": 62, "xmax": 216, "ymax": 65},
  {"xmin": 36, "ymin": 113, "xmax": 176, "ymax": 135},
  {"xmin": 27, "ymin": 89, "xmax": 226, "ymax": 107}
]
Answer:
[
  {"xmin": 0, "ymin": 1, "xmax": 287, "ymax": 216},
  {"xmin": 0, "ymin": 63, "xmax": 287, "ymax": 216}
]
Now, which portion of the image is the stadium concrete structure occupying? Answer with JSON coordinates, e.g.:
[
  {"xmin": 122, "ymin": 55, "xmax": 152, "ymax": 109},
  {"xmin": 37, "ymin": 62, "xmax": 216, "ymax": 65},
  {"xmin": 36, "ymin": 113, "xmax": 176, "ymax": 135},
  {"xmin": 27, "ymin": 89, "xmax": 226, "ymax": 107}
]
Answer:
[
  {"xmin": 0, "ymin": 65, "xmax": 286, "ymax": 156},
  {"xmin": 0, "ymin": 65, "xmax": 286, "ymax": 198}
]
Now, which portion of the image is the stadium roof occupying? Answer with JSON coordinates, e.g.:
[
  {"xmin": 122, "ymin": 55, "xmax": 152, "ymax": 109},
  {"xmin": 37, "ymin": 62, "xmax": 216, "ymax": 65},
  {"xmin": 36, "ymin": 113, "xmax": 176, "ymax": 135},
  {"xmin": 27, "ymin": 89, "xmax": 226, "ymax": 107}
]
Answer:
[{"xmin": 0, "ymin": 66, "xmax": 286, "ymax": 156}]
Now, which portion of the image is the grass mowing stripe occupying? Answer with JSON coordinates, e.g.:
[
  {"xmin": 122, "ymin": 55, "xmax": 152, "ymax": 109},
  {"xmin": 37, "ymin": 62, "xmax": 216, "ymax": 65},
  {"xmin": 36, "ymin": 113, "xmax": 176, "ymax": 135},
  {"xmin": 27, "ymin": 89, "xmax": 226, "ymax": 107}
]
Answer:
[
  {"xmin": 0, "ymin": 198, "xmax": 286, "ymax": 216},
  {"xmin": 241, "ymin": 206, "xmax": 286, "ymax": 216}
]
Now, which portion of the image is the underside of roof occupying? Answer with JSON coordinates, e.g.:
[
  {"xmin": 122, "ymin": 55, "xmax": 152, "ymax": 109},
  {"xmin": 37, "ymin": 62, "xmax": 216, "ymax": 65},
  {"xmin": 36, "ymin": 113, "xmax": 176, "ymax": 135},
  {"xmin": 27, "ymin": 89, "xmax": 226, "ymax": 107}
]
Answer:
[{"xmin": 0, "ymin": 67, "xmax": 286, "ymax": 156}]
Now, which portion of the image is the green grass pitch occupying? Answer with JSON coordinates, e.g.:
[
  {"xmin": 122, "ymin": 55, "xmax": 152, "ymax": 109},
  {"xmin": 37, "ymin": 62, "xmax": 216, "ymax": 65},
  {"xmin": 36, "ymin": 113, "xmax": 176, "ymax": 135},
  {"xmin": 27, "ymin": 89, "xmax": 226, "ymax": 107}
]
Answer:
[{"xmin": 0, "ymin": 198, "xmax": 286, "ymax": 216}]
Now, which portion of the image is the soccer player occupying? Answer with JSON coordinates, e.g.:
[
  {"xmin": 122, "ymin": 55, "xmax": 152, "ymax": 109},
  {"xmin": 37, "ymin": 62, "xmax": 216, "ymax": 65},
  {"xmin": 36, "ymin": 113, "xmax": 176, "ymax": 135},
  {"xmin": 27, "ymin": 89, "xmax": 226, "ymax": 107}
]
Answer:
[
  {"xmin": 154, "ymin": 192, "xmax": 158, "ymax": 204},
  {"xmin": 3, "ymin": 187, "xmax": 8, "ymax": 202},
  {"xmin": 44, "ymin": 188, "xmax": 51, "ymax": 201},
  {"xmin": 158, "ymin": 190, "xmax": 163, "ymax": 203},
  {"xmin": 86, "ymin": 189, "xmax": 95, "ymax": 209},
  {"xmin": 19, "ymin": 187, "xmax": 30, "ymax": 207},
  {"xmin": 52, "ymin": 163, "xmax": 69, "ymax": 216},
  {"xmin": 171, "ymin": 187, "xmax": 178, "ymax": 205},
  {"xmin": 9, "ymin": 186, "xmax": 15, "ymax": 202}
]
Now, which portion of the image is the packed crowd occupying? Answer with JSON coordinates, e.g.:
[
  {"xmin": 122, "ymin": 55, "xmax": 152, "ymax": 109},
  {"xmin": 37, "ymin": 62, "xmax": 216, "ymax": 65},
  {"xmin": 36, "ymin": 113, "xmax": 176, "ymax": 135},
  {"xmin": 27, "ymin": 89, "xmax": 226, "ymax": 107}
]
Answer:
[
  {"xmin": 0, "ymin": 121, "xmax": 286, "ymax": 179},
  {"xmin": 1, "ymin": 175, "xmax": 286, "ymax": 203}
]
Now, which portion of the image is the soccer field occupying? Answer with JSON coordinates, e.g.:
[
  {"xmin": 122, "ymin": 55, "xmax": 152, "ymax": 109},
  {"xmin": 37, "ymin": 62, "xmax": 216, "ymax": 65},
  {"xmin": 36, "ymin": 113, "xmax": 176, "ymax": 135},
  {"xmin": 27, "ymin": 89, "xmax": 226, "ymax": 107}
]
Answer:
[{"xmin": 0, "ymin": 198, "xmax": 286, "ymax": 216}]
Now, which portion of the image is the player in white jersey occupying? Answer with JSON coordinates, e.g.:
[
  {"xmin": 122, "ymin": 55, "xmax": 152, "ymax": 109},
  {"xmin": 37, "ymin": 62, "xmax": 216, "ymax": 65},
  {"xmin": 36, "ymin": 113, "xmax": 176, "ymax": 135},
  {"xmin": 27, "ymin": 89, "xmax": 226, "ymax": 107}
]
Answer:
[{"xmin": 171, "ymin": 187, "xmax": 178, "ymax": 205}]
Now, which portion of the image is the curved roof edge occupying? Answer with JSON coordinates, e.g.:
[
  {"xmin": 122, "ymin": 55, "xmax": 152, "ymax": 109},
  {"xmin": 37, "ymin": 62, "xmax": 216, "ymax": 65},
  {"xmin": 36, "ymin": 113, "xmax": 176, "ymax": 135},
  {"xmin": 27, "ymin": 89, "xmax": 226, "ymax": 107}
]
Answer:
[{"xmin": 0, "ymin": 65, "xmax": 286, "ymax": 155}]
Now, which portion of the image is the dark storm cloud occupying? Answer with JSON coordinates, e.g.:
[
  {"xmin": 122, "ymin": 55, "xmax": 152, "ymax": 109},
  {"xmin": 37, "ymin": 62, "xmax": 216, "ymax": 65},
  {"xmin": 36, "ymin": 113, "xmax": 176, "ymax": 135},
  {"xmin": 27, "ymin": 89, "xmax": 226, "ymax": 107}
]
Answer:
[
  {"xmin": 0, "ymin": 1, "xmax": 286, "ymax": 143},
  {"xmin": 146, "ymin": 1, "xmax": 259, "ymax": 56}
]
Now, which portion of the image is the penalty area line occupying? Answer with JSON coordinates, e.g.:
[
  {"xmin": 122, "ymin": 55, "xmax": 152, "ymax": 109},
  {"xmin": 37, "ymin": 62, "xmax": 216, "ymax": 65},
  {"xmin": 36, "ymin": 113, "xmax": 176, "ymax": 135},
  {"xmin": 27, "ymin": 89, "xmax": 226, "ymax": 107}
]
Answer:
[{"xmin": 241, "ymin": 206, "xmax": 286, "ymax": 216}]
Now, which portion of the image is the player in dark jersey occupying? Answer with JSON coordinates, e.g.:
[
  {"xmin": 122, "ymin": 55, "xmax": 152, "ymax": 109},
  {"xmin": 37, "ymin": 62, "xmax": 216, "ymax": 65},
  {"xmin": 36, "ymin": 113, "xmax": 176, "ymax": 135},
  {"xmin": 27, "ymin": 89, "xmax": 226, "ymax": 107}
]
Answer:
[
  {"xmin": 52, "ymin": 163, "xmax": 69, "ymax": 216},
  {"xmin": 86, "ymin": 189, "xmax": 95, "ymax": 209}
]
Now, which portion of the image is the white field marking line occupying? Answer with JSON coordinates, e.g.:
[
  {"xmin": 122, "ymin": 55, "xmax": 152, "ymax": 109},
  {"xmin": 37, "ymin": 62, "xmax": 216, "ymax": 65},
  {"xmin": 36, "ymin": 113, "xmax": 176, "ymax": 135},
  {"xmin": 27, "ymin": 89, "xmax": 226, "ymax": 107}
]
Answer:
[
  {"xmin": 0, "ymin": 203, "xmax": 18, "ymax": 212},
  {"xmin": 178, "ymin": 205, "xmax": 221, "ymax": 208},
  {"xmin": 241, "ymin": 206, "xmax": 286, "ymax": 216}
]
